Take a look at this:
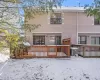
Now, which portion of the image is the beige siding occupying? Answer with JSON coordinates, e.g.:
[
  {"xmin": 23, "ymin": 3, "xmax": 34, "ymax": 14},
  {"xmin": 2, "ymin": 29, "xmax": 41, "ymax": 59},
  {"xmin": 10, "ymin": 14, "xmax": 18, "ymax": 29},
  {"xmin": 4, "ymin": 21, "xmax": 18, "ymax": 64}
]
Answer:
[
  {"xmin": 78, "ymin": 12, "xmax": 100, "ymax": 33},
  {"xmin": 26, "ymin": 12, "xmax": 77, "ymax": 45},
  {"xmin": 26, "ymin": 11, "xmax": 100, "ymax": 45}
]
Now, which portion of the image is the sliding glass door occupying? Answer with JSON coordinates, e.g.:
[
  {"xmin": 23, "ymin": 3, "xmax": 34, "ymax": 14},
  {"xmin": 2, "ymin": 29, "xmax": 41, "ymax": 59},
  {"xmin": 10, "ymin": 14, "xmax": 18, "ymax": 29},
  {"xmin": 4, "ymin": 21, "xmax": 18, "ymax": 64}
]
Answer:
[
  {"xmin": 33, "ymin": 34, "xmax": 61, "ymax": 45},
  {"xmin": 48, "ymin": 35, "xmax": 61, "ymax": 45},
  {"xmin": 33, "ymin": 35, "xmax": 45, "ymax": 45}
]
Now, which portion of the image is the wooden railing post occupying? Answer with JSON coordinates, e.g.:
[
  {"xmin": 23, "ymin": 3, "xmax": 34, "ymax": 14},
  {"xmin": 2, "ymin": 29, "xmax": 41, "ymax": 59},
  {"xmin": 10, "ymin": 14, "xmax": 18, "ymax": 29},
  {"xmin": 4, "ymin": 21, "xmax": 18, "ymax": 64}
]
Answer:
[
  {"xmin": 47, "ymin": 46, "xmax": 49, "ymax": 57},
  {"xmin": 15, "ymin": 48, "xmax": 18, "ymax": 58},
  {"xmin": 83, "ymin": 46, "xmax": 85, "ymax": 57},
  {"xmin": 55, "ymin": 46, "xmax": 57, "ymax": 57},
  {"xmin": 67, "ymin": 45, "xmax": 70, "ymax": 57}
]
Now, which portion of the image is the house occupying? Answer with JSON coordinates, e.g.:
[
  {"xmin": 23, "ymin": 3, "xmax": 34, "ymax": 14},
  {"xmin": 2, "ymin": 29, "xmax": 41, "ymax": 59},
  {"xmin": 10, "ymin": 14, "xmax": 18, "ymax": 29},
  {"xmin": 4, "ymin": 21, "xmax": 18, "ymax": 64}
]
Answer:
[
  {"xmin": 26, "ymin": 7, "xmax": 100, "ymax": 46},
  {"xmin": 16, "ymin": 6, "xmax": 100, "ymax": 58}
]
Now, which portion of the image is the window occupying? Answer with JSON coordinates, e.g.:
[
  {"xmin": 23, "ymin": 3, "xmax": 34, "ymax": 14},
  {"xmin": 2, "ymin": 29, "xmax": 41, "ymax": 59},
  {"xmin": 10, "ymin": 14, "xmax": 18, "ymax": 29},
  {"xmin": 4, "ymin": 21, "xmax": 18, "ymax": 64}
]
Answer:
[
  {"xmin": 78, "ymin": 36, "xmax": 87, "ymax": 44},
  {"xmin": 94, "ymin": 18, "xmax": 100, "ymax": 25},
  {"xmin": 50, "ymin": 13, "xmax": 62, "ymax": 24},
  {"xmin": 91, "ymin": 37, "xmax": 100, "ymax": 45},
  {"xmin": 33, "ymin": 35, "xmax": 45, "ymax": 45}
]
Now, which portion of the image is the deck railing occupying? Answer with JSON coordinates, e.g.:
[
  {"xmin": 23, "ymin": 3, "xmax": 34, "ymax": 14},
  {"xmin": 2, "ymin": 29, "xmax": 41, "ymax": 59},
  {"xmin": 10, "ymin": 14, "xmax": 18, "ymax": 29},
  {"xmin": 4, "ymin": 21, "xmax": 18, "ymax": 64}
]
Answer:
[
  {"xmin": 29, "ymin": 45, "xmax": 70, "ymax": 57},
  {"xmin": 72, "ymin": 44, "xmax": 100, "ymax": 58},
  {"xmin": 14, "ymin": 45, "xmax": 70, "ymax": 58}
]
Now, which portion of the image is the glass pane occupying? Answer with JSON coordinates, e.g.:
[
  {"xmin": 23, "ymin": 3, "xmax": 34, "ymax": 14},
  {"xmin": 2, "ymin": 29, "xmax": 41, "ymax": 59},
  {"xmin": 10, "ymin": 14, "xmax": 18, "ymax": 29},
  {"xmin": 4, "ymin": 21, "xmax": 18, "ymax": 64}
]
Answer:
[
  {"xmin": 96, "ymin": 37, "xmax": 99, "ymax": 44},
  {"xmin": 55, "ymin": 36, "xmax": 61, "ymax": 45},
  {"xmin": 51, "ymin": 13, "xmax": 61, "ymax": 18},
  {"xmin": 49, "ymin": 36, "xmax": 55, "ymax": 45},
  {"xmin": 78, "ymin": 36, "xmax": 87, "ymax": 44},
  {"xmin": 78, "ymin": 36, "xmax": 80, "ymax": 44},
  {"xmin": 78, "ymin": 36, "xmax": 80, "ymax": 41},
  {"xmin": 94, "ymin": 18, "xmax": 100, "ymax": 25},
  {"xmin": 81, "ymin": 36, "xmax": 86, "ymax": 41},
  {"xmin": 55, "ymin": 13, "xmax": 61, "ymax": 18},
  {"xmin": 50, "ymin": 18, "xmax": 62, "ymax": 24},
  {"xmin": 33, "ymin": 36, "xmax": 45, "ymax": 45},
  {"xmin": 91, "ymin": 37, "xmax": 95, "ymax": 44},
  {"xmin": 50, "ymin": 13, "xmax": 62, "ymax": 24}
]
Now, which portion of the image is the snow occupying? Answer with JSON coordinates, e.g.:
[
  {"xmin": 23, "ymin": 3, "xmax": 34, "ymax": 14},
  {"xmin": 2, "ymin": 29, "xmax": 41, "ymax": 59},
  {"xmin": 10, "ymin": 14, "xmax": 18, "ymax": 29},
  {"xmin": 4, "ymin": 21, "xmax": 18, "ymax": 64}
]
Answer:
[
  {"xmin": 0, "ymin": 57, "xmax": 100, "ymax": 80},
  {"xmin": 23, "ymin": 42, "xmax": 31, "ymax": 46},
  {"xmin": 0, "ymin": 48, "xmax": 10, "ymax": 63},
  {"xmin": 0, "ymin": 54, "xmax": 9, "ymax": 63}
]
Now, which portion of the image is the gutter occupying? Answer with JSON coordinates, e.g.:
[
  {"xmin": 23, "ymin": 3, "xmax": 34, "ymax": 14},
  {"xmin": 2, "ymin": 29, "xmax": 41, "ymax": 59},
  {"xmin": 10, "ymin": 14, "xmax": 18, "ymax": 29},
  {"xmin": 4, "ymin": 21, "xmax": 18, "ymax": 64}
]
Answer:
[{"xmin": 76, "ymin": 12, "xmax": 78, "ymax": 44}]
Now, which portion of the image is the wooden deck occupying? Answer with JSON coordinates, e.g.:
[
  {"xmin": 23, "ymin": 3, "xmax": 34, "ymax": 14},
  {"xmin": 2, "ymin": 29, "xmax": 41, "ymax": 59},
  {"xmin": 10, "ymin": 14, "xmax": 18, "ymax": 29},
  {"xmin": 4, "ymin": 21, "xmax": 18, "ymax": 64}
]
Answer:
[{"xmin": 13, "ymin": 38, "xmax": 71, "ymax": 59}]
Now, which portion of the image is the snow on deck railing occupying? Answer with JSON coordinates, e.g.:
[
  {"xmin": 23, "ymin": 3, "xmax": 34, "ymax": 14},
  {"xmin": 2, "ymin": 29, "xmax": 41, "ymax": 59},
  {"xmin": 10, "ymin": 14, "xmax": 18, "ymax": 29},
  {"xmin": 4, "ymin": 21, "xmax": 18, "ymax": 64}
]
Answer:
[{"xmin": 23, "ymin": 42, "xmax": 31, "ymax": 46}]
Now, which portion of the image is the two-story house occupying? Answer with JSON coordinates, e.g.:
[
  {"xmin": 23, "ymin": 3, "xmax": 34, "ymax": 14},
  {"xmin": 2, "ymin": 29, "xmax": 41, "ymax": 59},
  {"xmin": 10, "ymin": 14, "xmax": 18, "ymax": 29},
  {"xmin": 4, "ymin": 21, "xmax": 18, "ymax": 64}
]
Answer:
[{"xmin": 26, "ymin": 7, "xmax": 100, "ymax": 46}]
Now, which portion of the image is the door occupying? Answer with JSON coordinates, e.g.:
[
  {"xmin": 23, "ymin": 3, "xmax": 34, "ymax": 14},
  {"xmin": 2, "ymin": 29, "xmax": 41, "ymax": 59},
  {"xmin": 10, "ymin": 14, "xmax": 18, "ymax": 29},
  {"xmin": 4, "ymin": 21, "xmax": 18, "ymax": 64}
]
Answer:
[{"xmin": 48, "ymin": 35, "xmax": 55, "ymax": 45}]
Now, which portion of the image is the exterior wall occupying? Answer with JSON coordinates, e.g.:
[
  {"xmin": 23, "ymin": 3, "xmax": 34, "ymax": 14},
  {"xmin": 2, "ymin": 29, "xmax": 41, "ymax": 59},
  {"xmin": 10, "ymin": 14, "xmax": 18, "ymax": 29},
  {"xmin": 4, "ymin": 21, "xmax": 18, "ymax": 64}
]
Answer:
[
  {"xmin": 26, "ymin": 12, "xmax": 77, "ymax": 45},
  {"xmin": 26, "ymin": 10, "xmax": 100, "ymax": 45},
  {"xmin": 78, "ymin": 12, "xmax": 100, "ymax": 33},
  {"xmin": 78, "ymin": 12, "xmax": 100, "ymax": 44}
]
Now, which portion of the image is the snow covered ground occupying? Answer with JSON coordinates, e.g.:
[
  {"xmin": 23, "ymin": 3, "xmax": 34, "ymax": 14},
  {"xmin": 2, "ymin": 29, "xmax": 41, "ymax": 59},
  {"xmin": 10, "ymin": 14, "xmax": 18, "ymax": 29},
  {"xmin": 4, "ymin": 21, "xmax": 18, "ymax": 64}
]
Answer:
[{"xmin": 0, "ymin": 57, "xmax": 100, "ymax": 80}]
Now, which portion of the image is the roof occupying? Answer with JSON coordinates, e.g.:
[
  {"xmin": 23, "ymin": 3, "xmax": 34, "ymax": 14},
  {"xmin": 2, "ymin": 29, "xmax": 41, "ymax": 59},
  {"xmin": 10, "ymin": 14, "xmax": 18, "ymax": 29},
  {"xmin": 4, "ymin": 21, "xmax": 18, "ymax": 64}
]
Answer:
[{"xmin": 53, "ymin": 7, "xmax": 85, "ymax": 12}]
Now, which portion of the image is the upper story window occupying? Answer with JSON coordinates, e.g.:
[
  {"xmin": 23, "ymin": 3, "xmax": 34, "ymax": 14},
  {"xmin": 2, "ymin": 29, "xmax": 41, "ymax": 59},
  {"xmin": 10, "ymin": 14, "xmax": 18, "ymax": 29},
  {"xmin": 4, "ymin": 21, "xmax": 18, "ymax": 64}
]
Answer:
[
  {"xmin": 94, "ymin": 17, "xmax": 100, "ymax": 25},
  {"xmin": 50, "ymin": 13, "xmax": 62, "ymax": 24}
]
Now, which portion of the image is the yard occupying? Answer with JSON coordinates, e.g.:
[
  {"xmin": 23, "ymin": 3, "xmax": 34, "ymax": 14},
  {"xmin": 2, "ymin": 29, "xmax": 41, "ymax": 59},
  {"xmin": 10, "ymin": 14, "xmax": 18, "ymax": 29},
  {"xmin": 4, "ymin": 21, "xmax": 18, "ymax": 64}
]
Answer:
[{"xmin": 0, "ymin": 55, "xmax": 100, "ymax": 80}]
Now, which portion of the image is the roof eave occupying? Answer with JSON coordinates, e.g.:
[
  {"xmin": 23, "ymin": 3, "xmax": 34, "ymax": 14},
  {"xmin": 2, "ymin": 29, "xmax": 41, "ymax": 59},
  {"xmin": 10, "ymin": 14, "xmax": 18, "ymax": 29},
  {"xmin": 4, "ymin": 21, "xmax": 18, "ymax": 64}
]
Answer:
[{"xmin": 54, "ymin": 9, "xmax": 85, "ymax": 12}]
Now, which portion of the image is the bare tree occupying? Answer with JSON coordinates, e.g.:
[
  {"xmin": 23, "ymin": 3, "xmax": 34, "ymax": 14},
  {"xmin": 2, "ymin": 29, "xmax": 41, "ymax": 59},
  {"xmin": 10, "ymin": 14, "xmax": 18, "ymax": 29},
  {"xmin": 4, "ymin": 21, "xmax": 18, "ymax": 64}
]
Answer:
[{"xmin": 0, "ymin": 0, "xmax": 64, "ymax": 55}]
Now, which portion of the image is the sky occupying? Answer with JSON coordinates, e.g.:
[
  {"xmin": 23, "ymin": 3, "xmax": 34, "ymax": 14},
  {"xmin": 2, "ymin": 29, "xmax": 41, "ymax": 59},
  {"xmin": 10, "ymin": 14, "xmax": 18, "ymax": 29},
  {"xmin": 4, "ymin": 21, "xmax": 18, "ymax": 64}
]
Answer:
[
  {"xmin": 62, "ymin": 0, "xmax": 93, "ymax": 6},
  {"xmin": 19, "ymin": 0, "xmax": 94, "ymax": 15},
  {"xmin": 19, "ymin": 0, "xmax": 94, "ymax": 24}
]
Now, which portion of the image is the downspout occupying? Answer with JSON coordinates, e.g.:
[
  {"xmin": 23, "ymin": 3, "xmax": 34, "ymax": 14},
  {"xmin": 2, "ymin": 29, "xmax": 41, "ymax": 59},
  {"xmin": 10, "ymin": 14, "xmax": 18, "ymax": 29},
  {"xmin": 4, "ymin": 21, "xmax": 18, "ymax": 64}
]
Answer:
[{"xmin": 76, "ymin": 11, "xmax": 78, "ymax": 44}]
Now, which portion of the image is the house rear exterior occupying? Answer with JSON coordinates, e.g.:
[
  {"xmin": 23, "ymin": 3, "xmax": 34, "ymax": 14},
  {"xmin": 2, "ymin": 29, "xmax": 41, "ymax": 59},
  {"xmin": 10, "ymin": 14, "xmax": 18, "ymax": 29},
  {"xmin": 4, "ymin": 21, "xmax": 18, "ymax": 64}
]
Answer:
[{"xmin": 26, "ymin": 7, "xmax": 100, "ymax": 46}]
